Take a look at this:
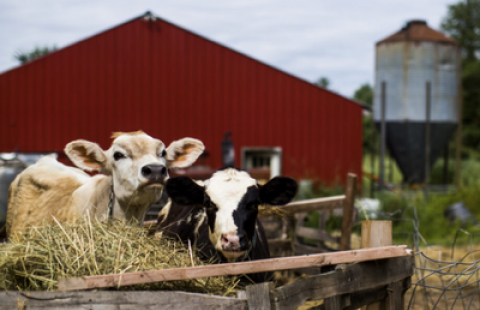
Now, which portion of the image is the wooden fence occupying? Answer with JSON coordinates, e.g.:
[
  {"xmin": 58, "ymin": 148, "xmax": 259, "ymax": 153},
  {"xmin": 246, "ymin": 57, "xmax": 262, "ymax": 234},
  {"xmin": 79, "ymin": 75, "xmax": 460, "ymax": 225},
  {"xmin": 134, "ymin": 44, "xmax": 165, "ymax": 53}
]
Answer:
[
  {"xmin": 0, "ymin": 221, "xmax": 413, "ymax": 310},
  {"xmin": 1, "ymin": 254, "xmax": 413, "ymax": 310},
  {"xmin": 262, "ymin": 173, "xmax": 357, "ymax": 263}
]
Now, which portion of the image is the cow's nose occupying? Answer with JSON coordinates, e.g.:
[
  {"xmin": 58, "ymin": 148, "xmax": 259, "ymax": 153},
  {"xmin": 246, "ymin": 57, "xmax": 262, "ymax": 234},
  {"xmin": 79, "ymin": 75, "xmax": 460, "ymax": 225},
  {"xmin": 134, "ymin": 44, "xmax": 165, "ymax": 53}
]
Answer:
[
  {"xmin": 141, "ymin": 165, "xmax": 167, "ymax": 181},
  {"xmin": 238, "ymin": 234, "xmax": 247, "ymax": 248},
  {"xmin": 221, "ymin": 233, "xmax": 245, "ymax": 251}
]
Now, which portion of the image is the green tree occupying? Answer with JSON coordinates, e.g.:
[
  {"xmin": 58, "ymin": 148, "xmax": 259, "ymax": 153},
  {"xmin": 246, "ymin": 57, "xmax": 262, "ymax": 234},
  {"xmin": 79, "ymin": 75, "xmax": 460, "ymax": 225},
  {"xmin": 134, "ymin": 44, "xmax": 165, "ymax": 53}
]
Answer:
[
  {"xmin": 441, "ymin": 0, "xmax": 480, "ymax": 60},
  {"xmin": 314, "ymin": 77, "xmax": 330, "ymax": 88},
  {"xmin": 14, "ymin": 45, "xmax": 57, "ymax": 64},
  {"xmin": 353, "ymin": 83, "xmax": 374, "ymax": 154},
  {"xmin": 441, "ymin": 0, "xmax": 480, "ymax": 151}
]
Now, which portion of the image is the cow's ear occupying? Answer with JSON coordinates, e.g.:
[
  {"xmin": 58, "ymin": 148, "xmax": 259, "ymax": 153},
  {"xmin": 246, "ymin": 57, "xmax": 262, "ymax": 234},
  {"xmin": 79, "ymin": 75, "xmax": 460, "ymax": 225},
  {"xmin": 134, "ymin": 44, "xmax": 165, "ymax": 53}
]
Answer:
[
  {"xmin": 166, "ymin": 176, "xmax": 205, "ymax": 205},
  {"xmin": 165, "ymin": 138, "xmax": 205, "ymax": 168},
  {"xmin": 259, "ymin": 177, "xmax": 298, "ymax": 206},
  {"xmin": 65, "ymin": 140, "xmax": 108, "ymax": 173}
]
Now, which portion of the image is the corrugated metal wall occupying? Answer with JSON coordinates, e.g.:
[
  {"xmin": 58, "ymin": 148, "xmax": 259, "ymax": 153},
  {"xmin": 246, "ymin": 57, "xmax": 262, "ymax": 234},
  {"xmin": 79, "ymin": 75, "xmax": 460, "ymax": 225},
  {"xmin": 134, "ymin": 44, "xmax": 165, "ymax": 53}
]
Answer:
[{"xmin": 0, "ymin": 15, "xmax": 362, "ymax": 185}]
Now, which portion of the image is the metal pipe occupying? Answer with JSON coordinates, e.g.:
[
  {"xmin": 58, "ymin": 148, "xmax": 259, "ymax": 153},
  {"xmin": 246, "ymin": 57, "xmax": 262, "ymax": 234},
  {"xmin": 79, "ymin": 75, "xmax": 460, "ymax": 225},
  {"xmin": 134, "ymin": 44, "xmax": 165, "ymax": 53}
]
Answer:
[
  {"xmin": 370, "ymin": 111, "xmax": 375, "ymax": 198},
  {"xmin": 379, "ymin": 81, "xmax": 386, "ymax": 190},
  {"xmin": 456, "ymin": 78, "xmax": 463, "ymax": 191},
  {"xmin": 424, "ymin": 81, "xmax": 431, "ymax": 202},
  {"xmin": 443, "ymin": 144, "xmax": 449, "ymax": 193}
]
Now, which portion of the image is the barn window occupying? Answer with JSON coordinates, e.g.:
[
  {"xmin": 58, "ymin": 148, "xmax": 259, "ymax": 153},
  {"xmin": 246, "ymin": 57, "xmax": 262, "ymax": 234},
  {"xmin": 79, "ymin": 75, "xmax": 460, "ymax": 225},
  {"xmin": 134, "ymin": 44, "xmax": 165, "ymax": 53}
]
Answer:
[{"xmin": 241, "ymin": 147, "xmax": 282, "ymax": 180}]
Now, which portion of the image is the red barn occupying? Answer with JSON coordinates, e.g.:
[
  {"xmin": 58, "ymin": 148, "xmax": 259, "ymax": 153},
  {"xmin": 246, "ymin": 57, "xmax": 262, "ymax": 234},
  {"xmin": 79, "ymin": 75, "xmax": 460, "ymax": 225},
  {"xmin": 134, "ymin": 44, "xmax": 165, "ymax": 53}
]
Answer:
[{"xmin": 0, "ymin": 12, "xmax": 363, "ymax": 186}]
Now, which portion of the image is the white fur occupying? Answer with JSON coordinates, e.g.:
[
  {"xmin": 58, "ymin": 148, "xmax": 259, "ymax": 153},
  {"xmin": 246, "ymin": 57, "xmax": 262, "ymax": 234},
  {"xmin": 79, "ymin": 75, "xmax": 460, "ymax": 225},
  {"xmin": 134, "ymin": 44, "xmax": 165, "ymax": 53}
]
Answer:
[{"xmin": 205, "ymin": 169, "xmax": 257, "ymax": 260}]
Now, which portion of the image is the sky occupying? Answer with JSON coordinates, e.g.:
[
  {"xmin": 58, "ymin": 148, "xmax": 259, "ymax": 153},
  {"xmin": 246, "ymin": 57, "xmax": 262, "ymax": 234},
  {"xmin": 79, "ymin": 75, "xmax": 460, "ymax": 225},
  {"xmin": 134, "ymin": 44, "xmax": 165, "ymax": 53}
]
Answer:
[{"xmin": 0, "ymin": 0, "xmax": 456, "ymax": 97}]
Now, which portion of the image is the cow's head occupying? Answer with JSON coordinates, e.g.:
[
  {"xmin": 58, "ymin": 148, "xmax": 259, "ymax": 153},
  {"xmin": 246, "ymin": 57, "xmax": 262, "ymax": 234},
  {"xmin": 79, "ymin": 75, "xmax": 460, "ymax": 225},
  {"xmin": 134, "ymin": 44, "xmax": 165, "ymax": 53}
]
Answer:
[
  {"xmin": 166, "ymin": 168, "xmax": 297, "ymax": 262},
  {"xmin": 65, "ymin": 131, "xmax": 204, "ymax": 206}
]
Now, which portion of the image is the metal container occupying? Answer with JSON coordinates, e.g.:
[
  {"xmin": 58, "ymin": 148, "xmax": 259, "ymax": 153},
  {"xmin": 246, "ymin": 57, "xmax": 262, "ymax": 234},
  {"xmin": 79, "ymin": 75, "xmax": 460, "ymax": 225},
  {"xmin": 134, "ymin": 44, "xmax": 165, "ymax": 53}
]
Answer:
[
  {"xmin": 374, "ymin": 20, "xmax": 460, "ymax": 183},
  {"xmin": 0, "ymin": 160, "xmax": 25, "ymax": 228}
]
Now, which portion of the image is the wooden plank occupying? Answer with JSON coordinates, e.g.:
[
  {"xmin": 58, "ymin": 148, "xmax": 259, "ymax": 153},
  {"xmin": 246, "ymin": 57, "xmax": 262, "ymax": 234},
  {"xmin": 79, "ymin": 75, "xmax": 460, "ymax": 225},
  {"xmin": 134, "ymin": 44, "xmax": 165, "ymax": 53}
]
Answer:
[
  {"xmin": 361, "ymin": 221, "xmax": 392, "ymax": 248},
  {"xmin": 339, "ymin": 173, "xmax": 357, "ymax": 251},
  {"xmin": 293, "ymin": 243, "xmax": 329, "ymax": 255},
  {"xmin": 295, "ymin": 226, "xmax": 340, "ymax": 244},
  {"xmin": 58, "ymin": 246, "xmax": 410, "ymax": 291},
  {"xmin": 343, "ymin": 287, "xmax": 387, "ymax": 310},
  {"xmin": 324, "ymin": 295, "xmax": 342, "ymax": 310},
  {"xmin": 274, "ymin": 256, "xmax": 414, "ymax": 310},
  {"xmin": 267, "ymin": 238, "xmax": 292, "ymax": 251},
  {"xmin": 237, "ymin": 290, "xmax": 247, "ymax": 299},
  {"xmin": 279, "ymin": 196, "xmax": 346, "ymax": 214},
  {"xmin": 361, "ymin": 220, "xmax": 392, "ymax": 310},
  {"xmin": 0, "ymin": 291, "xmax": 247, "ymax": 310},
  {"xmin": 386, "ymin": 280, "xmax": 403, "ymax": 310},
  {"xmin": 246, "ymin": 282, "xmax": 276, "ymax": 310},
  {"xmin": 315, "ymin": 287, "xmax": 388, "ymax": 310}
]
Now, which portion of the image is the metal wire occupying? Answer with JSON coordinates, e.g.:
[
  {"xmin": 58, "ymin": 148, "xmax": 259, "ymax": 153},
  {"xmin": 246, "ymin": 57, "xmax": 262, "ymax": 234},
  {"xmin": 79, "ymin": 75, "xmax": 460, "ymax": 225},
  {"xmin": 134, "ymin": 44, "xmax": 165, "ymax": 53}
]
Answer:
[{"xmin": 359, "ymin": 203, "xmax": 480, "ymax": 310}]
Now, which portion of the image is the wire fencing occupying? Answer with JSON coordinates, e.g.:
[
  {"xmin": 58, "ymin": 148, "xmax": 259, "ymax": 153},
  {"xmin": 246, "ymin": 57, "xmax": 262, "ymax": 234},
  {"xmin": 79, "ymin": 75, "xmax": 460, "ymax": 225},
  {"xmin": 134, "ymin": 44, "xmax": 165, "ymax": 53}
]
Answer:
[{"xmin": 360, "ymin": 203, "xmax": 480, "ymax": 310}]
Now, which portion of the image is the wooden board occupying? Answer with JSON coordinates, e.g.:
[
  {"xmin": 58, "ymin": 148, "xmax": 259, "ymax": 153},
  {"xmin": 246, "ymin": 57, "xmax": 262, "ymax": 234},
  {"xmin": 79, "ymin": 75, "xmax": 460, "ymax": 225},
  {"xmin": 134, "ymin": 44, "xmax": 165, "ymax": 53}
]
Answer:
[
  {"xmin": 279, "ymin": 196, "xmax": 346, "ymax": 214},
  {"xmin": 339, "ymin": 173, "xmax": 357, "ymax": 251},
  {"xmin": 58, "ymin": 245, "xmax": 410, "ymax": 291},
  {"xmin": 0, "ymin": 291, "xmax": 247, "ymax": 310},
  {"xmin": 273, "ymin": 256, "xmax": 414, "ymax": 310},
  {"xmin": 361, "ymin": 221, "xmax": 392, "ymax": 249}
]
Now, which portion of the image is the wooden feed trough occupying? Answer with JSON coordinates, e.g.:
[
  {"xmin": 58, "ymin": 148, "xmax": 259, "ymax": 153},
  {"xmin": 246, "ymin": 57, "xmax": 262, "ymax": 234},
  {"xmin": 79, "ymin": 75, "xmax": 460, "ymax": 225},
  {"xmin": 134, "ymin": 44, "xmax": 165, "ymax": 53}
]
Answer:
[{"xmin": 0, "ymin": 221, "xmax": 413, "ymax": 310}]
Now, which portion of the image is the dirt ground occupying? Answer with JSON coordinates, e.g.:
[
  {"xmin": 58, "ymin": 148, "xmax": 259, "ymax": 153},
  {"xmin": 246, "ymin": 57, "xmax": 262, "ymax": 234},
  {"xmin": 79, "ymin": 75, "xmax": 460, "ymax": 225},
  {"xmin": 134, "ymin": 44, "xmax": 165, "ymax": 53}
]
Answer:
[{"xmin": 406, "ymin": 245, "xmax": 480, "ymax": 310}]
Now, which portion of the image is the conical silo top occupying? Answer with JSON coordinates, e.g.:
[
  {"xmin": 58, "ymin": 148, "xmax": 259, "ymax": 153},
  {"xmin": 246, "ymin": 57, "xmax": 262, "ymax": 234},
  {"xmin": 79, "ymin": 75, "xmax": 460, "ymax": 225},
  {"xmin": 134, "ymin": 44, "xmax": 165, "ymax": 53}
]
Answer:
[{"xmin": 376, "ymin": 19, "xmax": 457, "ymax": 45}]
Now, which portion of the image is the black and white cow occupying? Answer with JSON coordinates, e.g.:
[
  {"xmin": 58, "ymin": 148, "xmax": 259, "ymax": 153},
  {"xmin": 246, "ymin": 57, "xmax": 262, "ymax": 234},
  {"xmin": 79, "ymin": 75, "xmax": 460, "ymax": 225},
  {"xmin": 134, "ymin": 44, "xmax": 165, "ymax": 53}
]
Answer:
[{"xmin": 156, "ymin": 168, "xmax": 297, "ymax": 283}]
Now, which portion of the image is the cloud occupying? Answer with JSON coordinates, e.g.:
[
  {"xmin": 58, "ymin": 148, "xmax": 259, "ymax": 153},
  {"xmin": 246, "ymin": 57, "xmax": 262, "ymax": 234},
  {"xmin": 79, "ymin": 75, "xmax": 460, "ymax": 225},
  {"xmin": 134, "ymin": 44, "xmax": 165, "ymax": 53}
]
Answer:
[{"xmin": 0, "ymin": 0, "xmax": 454, "ymax": 96}]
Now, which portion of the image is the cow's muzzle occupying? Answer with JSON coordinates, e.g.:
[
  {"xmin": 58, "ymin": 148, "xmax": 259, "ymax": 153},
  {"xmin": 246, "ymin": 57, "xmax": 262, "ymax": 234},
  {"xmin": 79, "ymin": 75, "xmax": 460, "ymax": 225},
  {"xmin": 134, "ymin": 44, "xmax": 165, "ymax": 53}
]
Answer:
[
  {"xmin": 221, "ymin": 233, "xmax": 248, "ymax": 252},
  {"xmin": 141, "ymin": 165, "xmax": 168, "ymax": 185}
]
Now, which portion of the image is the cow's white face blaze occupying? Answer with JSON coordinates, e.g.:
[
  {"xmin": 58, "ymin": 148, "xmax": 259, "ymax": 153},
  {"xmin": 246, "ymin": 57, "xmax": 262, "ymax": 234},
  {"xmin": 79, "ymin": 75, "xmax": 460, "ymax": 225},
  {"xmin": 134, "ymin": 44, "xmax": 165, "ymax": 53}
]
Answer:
[
  {"xmin": 166, "ymin": 168, "xmax": 298, "ymax": 262},
  {"xmin": 65, "ymin": 131, "xmax": 204, "ymax": 208},
  {"xmin": 205, "ymin": 169, "xmax": 258, "ymax": 260}
]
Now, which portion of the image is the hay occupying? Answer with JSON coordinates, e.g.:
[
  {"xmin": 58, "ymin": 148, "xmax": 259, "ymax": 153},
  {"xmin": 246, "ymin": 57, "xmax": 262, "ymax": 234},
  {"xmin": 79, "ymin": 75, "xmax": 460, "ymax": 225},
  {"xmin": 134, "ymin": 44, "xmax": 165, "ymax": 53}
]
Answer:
[
  {"xmin": 0, "ymin": 215, "xmax": 241, "ymax": 295},
  {"xmin": 258, "ymin": 205, "xmax": 288, "ymax": 217}
]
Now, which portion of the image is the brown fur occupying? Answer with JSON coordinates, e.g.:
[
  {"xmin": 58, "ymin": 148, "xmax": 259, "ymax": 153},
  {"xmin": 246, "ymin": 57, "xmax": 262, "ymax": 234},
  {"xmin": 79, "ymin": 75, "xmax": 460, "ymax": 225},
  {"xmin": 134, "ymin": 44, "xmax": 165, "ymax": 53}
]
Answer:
[
  {"xmin": 6, "ymin": 159, "xmax": 86, "ymax": 237},
  {"xmin": 111, "ymin": 130, "xmax": 145, "ymax": 139}
]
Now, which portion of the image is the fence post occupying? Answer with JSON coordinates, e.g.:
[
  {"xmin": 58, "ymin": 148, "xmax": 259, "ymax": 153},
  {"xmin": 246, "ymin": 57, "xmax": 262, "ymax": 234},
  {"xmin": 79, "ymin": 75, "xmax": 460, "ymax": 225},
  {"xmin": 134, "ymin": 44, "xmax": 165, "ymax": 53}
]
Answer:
[
  {"xmin": 361, "ymin": 220, "xmax": 392, "ymax": 310},
  {"xmin": 339, "ymin": 173, "xmax": 357, "ymax": 251},
  {"xmin": 246, "ymin": 282, "xmax": 276, "ymax": 310}
]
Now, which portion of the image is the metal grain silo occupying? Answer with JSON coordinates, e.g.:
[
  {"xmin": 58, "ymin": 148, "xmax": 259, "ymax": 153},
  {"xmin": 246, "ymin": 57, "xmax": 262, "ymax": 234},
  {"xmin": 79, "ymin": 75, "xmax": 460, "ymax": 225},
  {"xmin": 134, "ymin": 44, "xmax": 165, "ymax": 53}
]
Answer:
[{"xmin": 374, "ymin": 20, "xmax": 460, "ymax": 184}]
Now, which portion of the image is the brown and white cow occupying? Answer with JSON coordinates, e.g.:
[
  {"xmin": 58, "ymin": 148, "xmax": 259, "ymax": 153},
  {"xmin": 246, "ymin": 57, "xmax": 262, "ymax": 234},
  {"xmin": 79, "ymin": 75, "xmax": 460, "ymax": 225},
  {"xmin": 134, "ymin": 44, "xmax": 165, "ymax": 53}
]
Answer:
[
  {"xmin": 5, "ymin": 131, "xmax": 204, "ymax": 237},
  {"xmin": 156, "ymin": 168, "xmax": 297, "ymax": 283}
]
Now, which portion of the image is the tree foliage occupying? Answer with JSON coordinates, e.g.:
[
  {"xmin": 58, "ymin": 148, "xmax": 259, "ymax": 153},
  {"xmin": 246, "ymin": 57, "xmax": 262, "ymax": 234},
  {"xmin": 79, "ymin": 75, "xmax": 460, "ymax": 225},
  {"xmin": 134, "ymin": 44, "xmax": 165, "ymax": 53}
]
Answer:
[
  {"xmin": 314, "ymin": 77, "xmax": 330, "ymax": 88},
  {"xmin": 353, "ymin": 83, "xmax": 373, "ymax": 106},
  {"xmin": 353, "ymin": 83, "xmax": 374, "ymax": 154},
  {"xmin": 441, "ymin": 0, "xmax": 480, "ymax": 151},
  {"xmin": 441, "ymin": 0, "xmax": 480, "ymax": 60},
  {"xmin": 14, "ymin": 45, "xmax": 57, "ymax": 64}
]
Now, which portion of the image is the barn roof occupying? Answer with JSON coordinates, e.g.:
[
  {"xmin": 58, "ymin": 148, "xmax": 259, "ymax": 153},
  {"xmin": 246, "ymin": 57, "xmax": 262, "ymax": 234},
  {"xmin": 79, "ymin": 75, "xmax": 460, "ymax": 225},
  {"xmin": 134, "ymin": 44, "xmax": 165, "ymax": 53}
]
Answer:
[{"xmin": 2, "ymin": 11, "xmax": 368, "ymax": 110}]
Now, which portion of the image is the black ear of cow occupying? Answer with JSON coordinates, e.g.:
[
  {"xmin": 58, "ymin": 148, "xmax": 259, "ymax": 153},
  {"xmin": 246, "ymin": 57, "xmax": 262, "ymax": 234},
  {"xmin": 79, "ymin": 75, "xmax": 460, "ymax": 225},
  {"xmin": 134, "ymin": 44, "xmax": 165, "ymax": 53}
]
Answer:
[
  {"xmin": 166, "ymin": 176, "xmax": 204, "ymax": 205},
  {"xmin": 259, "ymin": 177, "xmax": 298, "ymax": 206}
]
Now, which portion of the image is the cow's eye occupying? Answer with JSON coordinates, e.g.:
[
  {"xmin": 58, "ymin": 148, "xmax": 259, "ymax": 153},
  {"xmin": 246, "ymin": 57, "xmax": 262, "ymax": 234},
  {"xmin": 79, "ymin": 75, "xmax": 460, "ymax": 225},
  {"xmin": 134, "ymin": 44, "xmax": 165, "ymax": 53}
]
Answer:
[
  {"xmin": 160, "ymin": 149, "xmax": 166, "ymax": 157},
  {"xmin": 113, "ymin": 152, "xmax": 125, "ymax": 161}
]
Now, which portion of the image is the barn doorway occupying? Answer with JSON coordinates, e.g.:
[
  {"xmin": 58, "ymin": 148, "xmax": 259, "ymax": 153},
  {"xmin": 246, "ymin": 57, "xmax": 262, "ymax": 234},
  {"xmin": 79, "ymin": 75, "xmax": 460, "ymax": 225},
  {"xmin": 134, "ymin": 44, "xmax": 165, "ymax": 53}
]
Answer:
[{"xmin": 241, "ymin": 147, "xmax": 282, "ymax": 180}]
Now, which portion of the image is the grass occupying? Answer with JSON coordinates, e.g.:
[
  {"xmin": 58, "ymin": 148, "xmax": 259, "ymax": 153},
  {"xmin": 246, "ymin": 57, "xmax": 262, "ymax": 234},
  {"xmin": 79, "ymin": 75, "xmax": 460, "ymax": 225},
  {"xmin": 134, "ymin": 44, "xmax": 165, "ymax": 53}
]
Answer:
[
  {"xmin": 299, "ymin": 156, "xmax": 480, "ymax": 247},
  {"xmin": 365, "ymin": 157, "xmax": 480, "ymax": 246}
]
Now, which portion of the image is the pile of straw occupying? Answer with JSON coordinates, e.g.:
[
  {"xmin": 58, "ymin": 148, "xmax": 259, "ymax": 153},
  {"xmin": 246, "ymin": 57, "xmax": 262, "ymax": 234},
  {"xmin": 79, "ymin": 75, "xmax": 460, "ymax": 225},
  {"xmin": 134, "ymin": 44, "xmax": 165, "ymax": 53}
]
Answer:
[
  {"xmin": 258, "ymin": 205, "xmax": 288, "ymax": 217},
  {"xmin": 0, "ymin": 216, "xmax": 240, "ymax": 295}
]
